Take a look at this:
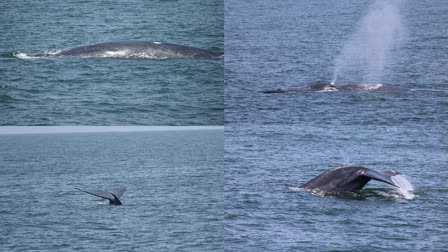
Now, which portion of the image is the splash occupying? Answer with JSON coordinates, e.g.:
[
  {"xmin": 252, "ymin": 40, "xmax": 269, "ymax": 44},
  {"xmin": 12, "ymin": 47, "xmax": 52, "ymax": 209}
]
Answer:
[
  {"xmin": 13, "ymin": 49, "xmax": 62, "ymax": 59},
  {"xmin": 333, "ymin": 0, "xmax": 405, "ymax": 85},
  {"xmin": 13, "ymin": 51, "xmax": 35, "ymax": 59},
  {"xmin": 391, "ymin": 174, "xmax": 415, "ymax": 200},
  {"xmin": 357, "ymin": 83, "xmax": 384, "ymax": 90}
]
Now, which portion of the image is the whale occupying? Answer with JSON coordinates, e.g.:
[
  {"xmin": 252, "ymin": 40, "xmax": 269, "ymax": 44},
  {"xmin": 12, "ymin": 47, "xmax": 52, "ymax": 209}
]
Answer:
[
  {"xmin": 263, "ymin": 83, "xmax": 442, "ymax": 93},
  {"xmin": 300, "ymin": 166, "xmax": 401, "ymax": 193},
  {"xmin": 34, "ymin": 41, "xmax": 223, "ymax": 59},
  {"xmin": 76, "ymin": 187, "xmax": 126, "ymax": 205}
]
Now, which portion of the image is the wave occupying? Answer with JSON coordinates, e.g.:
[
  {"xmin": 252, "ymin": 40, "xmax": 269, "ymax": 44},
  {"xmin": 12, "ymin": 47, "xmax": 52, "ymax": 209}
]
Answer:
[
  {"xmin": 13, "ymin": 52, "xmax": 38, "ymax": 59},
  {"xmin": 290, "ymin": 181, "xmax": 416, "ymax": 201}
]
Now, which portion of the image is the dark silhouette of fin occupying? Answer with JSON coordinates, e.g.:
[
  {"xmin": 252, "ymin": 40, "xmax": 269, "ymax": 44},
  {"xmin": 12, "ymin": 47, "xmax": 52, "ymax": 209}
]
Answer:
[
  {"xmin": 300, "ymin": 166, "xmax": 401, "ymax": 192},
  {"xmin": 76, "ymin": 187, "xmax": 126, "ymax": 205}
]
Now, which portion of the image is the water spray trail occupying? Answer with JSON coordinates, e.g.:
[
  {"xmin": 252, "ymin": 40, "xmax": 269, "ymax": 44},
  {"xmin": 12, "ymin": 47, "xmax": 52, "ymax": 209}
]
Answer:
[
  {"xmin": 333, "ymin": 0, "xmax": 405, "ymax": 84},
  {"xmin": 391, "ymin": 175, "xmax": 415, "ymax": 200},
  {"xmin": 330, "ymin": 78, "xmax": 336, "ymax": 86}
]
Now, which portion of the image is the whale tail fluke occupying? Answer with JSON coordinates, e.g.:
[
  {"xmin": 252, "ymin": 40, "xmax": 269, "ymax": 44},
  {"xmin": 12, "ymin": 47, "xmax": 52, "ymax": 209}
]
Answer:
[
  {"xmin": 109, "ymin": 187, "xmax": 126, "ymax": 198},
  {"xmin": 76, "ymin": 186, "xmax": 126, "ymax": 205},
  {"xmin": 361, "ymin": 169, "xmax": 400, "ymax": 188},
  {"xmin": 300, "ymin": 166, "xmax": 403, "ymax": 193}
]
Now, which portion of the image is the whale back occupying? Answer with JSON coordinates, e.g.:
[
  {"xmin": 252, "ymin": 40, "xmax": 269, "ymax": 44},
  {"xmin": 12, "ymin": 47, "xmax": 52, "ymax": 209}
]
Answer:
[{"xmin": 48, "ymin": 41, "xmax": 223, "ymax": 59}]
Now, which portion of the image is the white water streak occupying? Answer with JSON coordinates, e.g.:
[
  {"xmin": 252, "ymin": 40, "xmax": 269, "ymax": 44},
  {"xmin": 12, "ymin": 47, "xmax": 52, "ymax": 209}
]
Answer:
[
  {"xmin": 391, "ymin": 175, "xmax": 415, "ymax": 200},
  {"xmin": 333, "ymin": 0, "xmax": 405, "ymax": 84},
  {"xmin": 14, "ymin": 52, "xmax": 35, "ymax": 59}
]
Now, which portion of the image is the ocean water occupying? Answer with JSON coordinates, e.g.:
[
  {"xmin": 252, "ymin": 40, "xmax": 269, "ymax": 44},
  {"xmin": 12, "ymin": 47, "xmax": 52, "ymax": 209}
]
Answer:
[
  {"xmin": 1, "ymin": 0, "xmax": 447, "ymax": 251},
  {"xmin": 0, "ymin": 128, "xmax": 223, "ymax": 251},
  {"xmin": 225, "ymin": 0, "xmax": 447, "ymax": 251},
  {"xmin": 0, "ymin": 0, "xmax": 223, "ymax": 125}
]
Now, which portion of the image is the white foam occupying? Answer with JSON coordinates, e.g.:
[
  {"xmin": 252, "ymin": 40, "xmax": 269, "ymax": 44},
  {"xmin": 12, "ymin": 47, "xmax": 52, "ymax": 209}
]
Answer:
[
  {"xmin": 44, "ymin": 49, "xmax": 62, "ymax": 55},
  {"xmin": 358, "ymin": 83, "xmax": 384, "ymax": 90},
  {"xmin": 288, "ymin": 187, "xmax": 304, "ymax": 192},
  {"xmin": 103, "ymin": 50, "xmax": 132, "ymax": 58},
  {"xmin": 101, "ymin": 50, "xmax": 168, "ymax": 59},
  {"xmin": 391, "ymin": 174, "xmax": 415, "ymax": 200},
  {"xmin": 100, "ymin": 50, "xmax": 159, "ymax": 58},
  {"xmin": 14, "ymin": 52, "xmax": 35, "ymax": 59},
  {"xmin": 289, "ymin": 187, "xmax": 330, "ymax": 198},
  {"xmin": 317, "ymin": 85, "xmax": 338, "ymax": 92},
  {"xmin": 15, "ymin": 49, "xmax": 62, "ymax": 59}
]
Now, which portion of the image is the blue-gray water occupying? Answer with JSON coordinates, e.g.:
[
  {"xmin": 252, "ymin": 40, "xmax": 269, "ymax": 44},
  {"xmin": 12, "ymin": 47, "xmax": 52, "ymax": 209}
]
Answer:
[
  {"xmin": 0, "ymin": 0, "xmax": 223, "ymax": 125},
  {"xmin": 225, "ymin": 0, "xmax": 447, "ymax": 251},
  {"xmin": 0, "ymin": 129, "xmax": 223, "ymax": 251},
  {"xmin": 1, "ymin": 0, "xmax": 448, "ymax": 251}
]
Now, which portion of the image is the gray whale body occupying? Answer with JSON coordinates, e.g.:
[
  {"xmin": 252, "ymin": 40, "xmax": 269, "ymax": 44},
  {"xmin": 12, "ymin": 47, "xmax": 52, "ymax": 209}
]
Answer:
[
  {"xmin": 76, "ymin": 187, "xmax": 126, "ymax": 205},
  {"xmin": 300, "ymin": 166, "xmax": 401, "ymax": 193},
  {"xmin": 35, "ymin": 41, "xmax": 223, "ymax": 59},
  {"xmin": 263, "ymin": 83, "xmax": 442, "ymax": 93}
]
